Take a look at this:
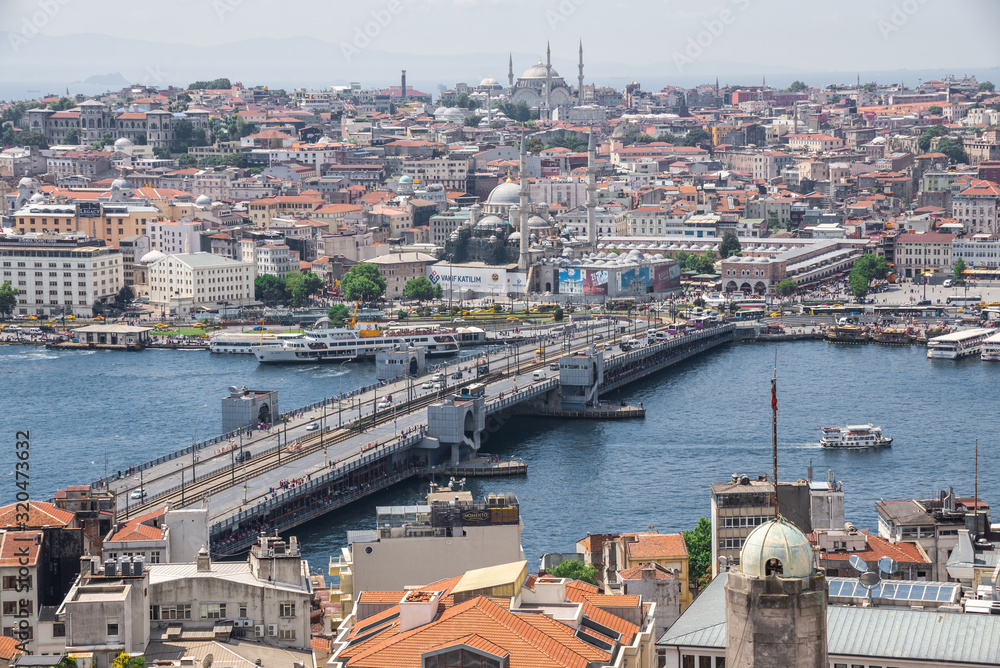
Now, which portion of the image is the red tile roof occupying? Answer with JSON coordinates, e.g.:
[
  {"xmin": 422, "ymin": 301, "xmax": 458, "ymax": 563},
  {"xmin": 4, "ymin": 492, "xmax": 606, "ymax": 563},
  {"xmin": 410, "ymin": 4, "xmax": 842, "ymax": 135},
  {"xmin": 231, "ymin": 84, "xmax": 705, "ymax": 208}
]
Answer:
[
  {"xmin": 0, "ymin": 501, "xmax": 74, "ymax": 529},
  {"xmin": 812, "ymin": 532, "xmax": 928, "ymax": 565},
  {"xmin": 0, "ymin": 531, "xmax": 42, "ymax": 567},
  {"xmin": 106, "ymin": 507, "xmax": 165, "ymax": 542},
  {"xmin": 625, "ymin": 533, "xmax": 687, "ymax": 561}
]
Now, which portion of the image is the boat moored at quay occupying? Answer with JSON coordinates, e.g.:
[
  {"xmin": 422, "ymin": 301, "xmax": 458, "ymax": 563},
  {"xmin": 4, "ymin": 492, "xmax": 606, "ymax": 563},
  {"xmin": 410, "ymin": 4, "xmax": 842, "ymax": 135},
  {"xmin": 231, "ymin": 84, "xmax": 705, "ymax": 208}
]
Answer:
[
  {"xmin": 926, "ymin": 328, "xmax": 993, "ymax": 359},
  {"xmin": 981, "ymin": 332, "xmax": 1000, "ymax": 361},
  {"xmin": 208, "ymin": 330, "xmax": 303, "ymax": 354}
]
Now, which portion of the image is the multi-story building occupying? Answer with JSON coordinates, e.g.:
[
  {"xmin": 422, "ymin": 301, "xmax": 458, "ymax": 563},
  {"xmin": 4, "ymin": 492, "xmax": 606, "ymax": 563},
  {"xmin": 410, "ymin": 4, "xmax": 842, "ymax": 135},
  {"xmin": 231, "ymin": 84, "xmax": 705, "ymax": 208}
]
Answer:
[
  {"xmin": 254, "ymin": 244, "xmax": 294, "ymax": 280},
  {"xmin": 0, "ymin": 233, "xmax": 123, "ymax": 317},
  {"xmin": 876, "ymin": 491, "xmax": 975, "ymax": 581},
  {"xmin": 895, "ymin": 232, "xmax": 956, "ymax": 278},
  {"xmin": 556, "ymin": 206, "xmax": 619, "ymax": 240},
  {"xmin": 784, "ymin": 133, "xmax": 845, "ymax": 152},
  {"xmin": 246, "ymin": 195, "xmax": 323, "ymax": 228},
  {"xmin": 810, "ymin": 528, "xmax": 931, "ymax": 580},
  {"xmin": 429, "ymin": 207, "xmax": 472, "ymax": 247},
  {"xmin": 102, "ymin": 507, "xmax": 209, "ymax": 567},
  {"xmin": 709, "ymin": 474, "xmax": 844, "ymax": 577},
  {"xmin": 366, "ymin": 252, "xmax": 438, "ymax": 299},
  {"xmin": 46, "ymin": 150, "xmax": 112, "ymax": 180},
  {"xmin": 12, "ymin": 199, "xmax": 165, "ymax": 248},
  {"xmin": 402, "ymin": 157, "xmax": 470, "ymax": 191},
  {"xmin": 24, "ymin": 104, "xmax": 176, "ymax": 148},
  {"xmin": 718, "ymin": 149, "xmax": 793, "ymax": 181},
  {"xmin": 147, "ymin": 252, "xmax": 255, "ymax": 315},
  {"xmin": 117, "ymin": 235, "xmax": 150, "ymax": 287},
  {"xmin": 529, "ymin": 177, "xmax": 588, "ymax": 209},
  {"xmin": 0, "ymin": 531, "xmax": 44, "ymax": 653},
  {"xmin": 963, "ymin": 129, "xmax": 1000, "ymax": 166},
  {"xmin": 952, "ymin": 234, "xmax": 1000, "ymax": 270},
  {"xmin": 953, "ymin": 179, "xmax": 1000, "ymax": 235},
  {"xmin": 148, "ymin": 221, "xmax": 202, "ymax": 255},
  {"xmin": 599, "ymin": 532, "xmax": 691, "ymax": 610}
]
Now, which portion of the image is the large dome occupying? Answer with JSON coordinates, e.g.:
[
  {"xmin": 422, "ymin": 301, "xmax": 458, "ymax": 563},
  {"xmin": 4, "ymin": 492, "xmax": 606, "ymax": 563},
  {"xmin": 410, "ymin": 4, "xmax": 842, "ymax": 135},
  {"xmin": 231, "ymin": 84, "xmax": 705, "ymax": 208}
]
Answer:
[
  {"xmin": 739, "ymin": 518, "xmax": 813, "ymax": 579},
  {"xmin": 486, "ymin": 181, "xmax": 520, "ymax": 206},
  {"xmin": 479, "ymin": 75, "xmax": 502, "ymax": 88},
  {"xmin": 139, "ymin": 249, "xmax": 167, "ymax": 265},
  {"xmin": 195, "ymin": 194, "xmax": 212, "ymax": 207},
  {"xmin": 114, "ymin": 137, "xmax": 133, "ymax": 151},
  {"xmin": 521, "ymin": 60, "xmax": 558, "ymax": 79}
]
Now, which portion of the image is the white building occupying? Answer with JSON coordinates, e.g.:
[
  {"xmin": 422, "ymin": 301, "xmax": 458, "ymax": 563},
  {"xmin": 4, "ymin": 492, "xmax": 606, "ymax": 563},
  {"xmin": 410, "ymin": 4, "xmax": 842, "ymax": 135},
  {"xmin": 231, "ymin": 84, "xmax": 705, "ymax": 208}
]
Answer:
[
  {"xmin": 254, "ymin": 244, "xmax": 294, "ymax": 279},
  {"xmin": 952, "ymin": 233, "xmax": 1000, "ymax": 269},
  {"xmin": 147, "ymin": 251, "xmax": 255, "ymax": 315},
  {"xmin": 148, "ymin": 220, "xmax": 203, "ymax": 255},
  {"xmin": 0, "ymin": 233, "xmax": 123, "ymax": 317}
]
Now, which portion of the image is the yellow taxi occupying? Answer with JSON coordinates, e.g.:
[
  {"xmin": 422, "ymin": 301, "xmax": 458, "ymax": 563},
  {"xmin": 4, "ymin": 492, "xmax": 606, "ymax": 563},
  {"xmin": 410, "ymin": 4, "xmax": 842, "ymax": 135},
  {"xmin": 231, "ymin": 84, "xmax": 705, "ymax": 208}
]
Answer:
[
  {"xmin": 94, "ymin": 315, "xmax": 105, "ymax": 321},
  {"xmin": 506, "ymin": 317, "xmax": 519, "ymax": 322},
  {"xmin": 25, "ymin": 315, "xmax": 38, "ymax": 320}
]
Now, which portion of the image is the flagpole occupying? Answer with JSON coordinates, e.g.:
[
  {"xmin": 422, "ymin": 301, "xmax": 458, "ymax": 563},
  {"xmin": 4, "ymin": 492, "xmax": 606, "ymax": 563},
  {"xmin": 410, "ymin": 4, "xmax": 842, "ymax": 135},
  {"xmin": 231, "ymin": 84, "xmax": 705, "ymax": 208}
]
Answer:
[{"xmin": 771, "ymin": 355, "xmax": 779, "ymax": 521}]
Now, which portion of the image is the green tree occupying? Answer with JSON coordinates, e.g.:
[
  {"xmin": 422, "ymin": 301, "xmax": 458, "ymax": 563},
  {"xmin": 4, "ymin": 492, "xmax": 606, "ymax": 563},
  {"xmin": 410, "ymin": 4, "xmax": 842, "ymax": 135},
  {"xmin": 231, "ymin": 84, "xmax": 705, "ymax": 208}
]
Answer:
[
  {"xmin": 17, "ymin": 131, "xmax": 49, "ymax": 149},
  {"xmin": 403, "ymin": 275, "xmax": 435, "ymax": 302},
  {"xmin": 1, "ymin": 102, "xmax": 28, "ymax": 124},
  {"xmin": 492, "ymin": 302, "xmax": 503, "ymax": 313},
  {"xmin": 134, "ymin": 132, "xmax": 147, "ymax": 145},
  {"xmin": 110, "ymin": 651, "xmax": 144, "ymax": 668},
  {"xmin": 927, "ymin": 105, "xmax": 943, "ymax": 116},
  {"xmin": 775, "ymin": 278, "xmax": 798, "ymax": 297},
  {"xmin": 684, "ymin": 517, "xmax": 713, "ymax": 588},
  {"xmin": 114, "ymin": 285, "xmax": 135, "ymax": 309},
  {"xmin": 173, "ymin": 119, "xmax": 208, "ymax": 152},
  {"xmin": 341, "ymin": 263, "xmax": 386, "ymax": 303},
  {"xmin": 851, "ymin": 253, "xmax": 890, "ymax": 291},
  {"xmin": 655, "ymin": 132, "xmax": 676, "ymax": 143},
  {"xmin": 979, "ymin": 81, "xmax": 995, "ymax": 92},
  {"xmin": 188, "ymin": 78, "xmax": 231, "ymax": 90},
  {"xmin": 767, "ymin": 210, "xmax": 780, "ymax": 231},
  {"xmin": 49, "ymin": 96, "xmax": 76, "ymax": 111},
  {"xmin": 952, "ymin": 257, "xmax": 967, "ymax": 284},
  {"xmin": 464, "ymin": 114, "xmax": 482, "ymax": 127},
  {"xmin": 719, "ymin": 231, "xmax": 741, "ymax": 258},
  {"xmin": 60, "ymin": 128, "xmax": 80, "ymax": 145},
  {"xmin": 92, "ymin": 131, "xmax": 114, "ymax": 149},
  {"xmin": 692, "ymin": 296, "xmax": 706, "ymax": 308},
  {"xmin": 152, "ymin": 145, "xmax": 171, "ymax": 159},
  {"xmin": 935, "ymin": 138, "xmax": 969, "ymax": 164},
  {"xmin": 57, "ymin": 656, "xmax": 78, "ymax": 668},
  {"xmin": 917, "ymin": 124, "xmax": 949, "ymax": 151},
  {"xmin": 788, "ymin": 80, "xmax": 807, "ymax": 92},
  {"xmin": 553, "ymin": 306, "xmax": 564, "ymax": 322},
  {"xmin": 254, "ymin": 274, "xmax": 287, "ymax": 305},
  {"xmin": 681, "ymin": 128, "xmax": 711, "ymax": 147},
  {"xmin": 0, "ymin": 281, "xmax": 18, "ymax": 318},
  {"xmin": 548, "ymin": 559, "xmax": 598, "ymax": 586},
  {"xmin": 285, "ymin": 271, "xmax": 324, "ymax": 307},
  {"xmin": 848, "ymin": 267, "xmax": 870, "ymax": 299},
  {"xmin": 697, "ymin": 251, "xmax": 717, "ymax": 275},
  {"xmin": 327, "ymin": 303, "xmax": 350, "ymax": 325},
  {"xmin": 525, "ymin": 137, "xmax": 544, "ymax": 153},
  {"xmin": 433, "ymin": 284, "xmax": 443, "ymax": 300}
]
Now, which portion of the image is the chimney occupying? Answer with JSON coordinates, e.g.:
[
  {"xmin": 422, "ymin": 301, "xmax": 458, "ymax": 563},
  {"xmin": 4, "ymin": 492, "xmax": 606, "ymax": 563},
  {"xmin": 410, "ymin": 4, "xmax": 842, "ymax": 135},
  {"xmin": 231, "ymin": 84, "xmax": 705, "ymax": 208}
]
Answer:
[
  {"xmin": 399, "ymin": 590, "xmax": 442, "ymax": 632},
  {"xmin": 401, "ymin": 70, "xmax": 407, "ymax": 100}
]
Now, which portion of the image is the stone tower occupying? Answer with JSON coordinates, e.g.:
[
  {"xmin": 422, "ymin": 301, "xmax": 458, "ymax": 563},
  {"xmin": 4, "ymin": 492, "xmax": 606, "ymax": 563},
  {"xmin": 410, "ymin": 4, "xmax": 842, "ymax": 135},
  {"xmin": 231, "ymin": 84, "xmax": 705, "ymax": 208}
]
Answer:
[
  {"xmin": 577, "ymin": 40, "xmax": 585, "ymax": 104},
  {"xmin": 725, "ymin": 518, "xmax": 827, "ymax": 668},
  {"xmin": 508, "ymin": 53, "xmax": 514, "ymax": 89},
  {"xmin": 542, "ymin": 41, "xmax": 552, "ymax": 120},
  {"xmin": 585, "ymin": 129, "xmax": 597, "ymax": 252},
  {"xmin": 517, "ymin": 132, "xmax": 530, "ymax": 270}
]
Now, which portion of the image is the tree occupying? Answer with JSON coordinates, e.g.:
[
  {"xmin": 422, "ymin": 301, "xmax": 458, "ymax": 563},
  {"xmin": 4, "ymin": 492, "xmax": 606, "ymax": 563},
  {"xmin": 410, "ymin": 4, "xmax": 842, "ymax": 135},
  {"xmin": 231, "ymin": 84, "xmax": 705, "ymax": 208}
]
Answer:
[
  {"xmin": 114, "ymin": 285, "xmax": 135, "ymax": 309},
  {"xmin": 134, "ymin": 132, "xmax": 147, "ymax": 145},
  {"xmin": 719, "ymin": 231, "xmax": 741, "ymax": 259},
  {"xmin": 979, "ymin": 81, "xmax": 995, "ymax": 92},
  {"xmin": 681, "ymin": 128, "xmax": 711, "ymax": 147},
  {"xmin": 549, "ymin": 559, "xmax": 598, "ymax": 586},
  {"xmin": 403, "ymin": 275, "xmax": 435, "ymax": 302},
  {"xmin": 17, "ymin": 131, "xmax": 49, "ymax": 149},
  {"xmin": 0, "ymin": 281, "xmax": 18, "ymax": 318},
  {"xmin": 464, "ymin": 114, "xmax": 482, "ymax": 127},
  {"xmin": 432, "ymin": 284, "xmax": 443, "ymax": 300},
  {"xmin": 767, "ymin": 210, "xmax": 781, "ymax": 231},
  {"xmin": 173, "ymin": 119, "xmax": 208, "ymax": 152},
  {"xmin": 341, "ymin": 263, "xmax": 386, "ymax": 303},
  {"xmin": 92, "ymin": 131, "xmax": 114, "ymax": 149},
  {"xmin": 917, "ymin": 124, "xmax": 949, "ymax": 151},
  {"xmin": 327, "ymin": 303, "xmax": 350, "ymax": 325},
  {"xmin": 49, "ymin": 96, "xmax": 76, "ymax": 111},
  {"xmin": 927, "ymin": 105, "xmax": 943, "ymax": 116},
  {"xmin": 525, "ymin": 138, "xmax": 544, "ymax": 153},
  {"xmin": 953, "ymin": 257, "xmax": 967, "ymax": 284},
  {"xmin": 848, "ymin": 267, "xmax": 870, "ymax": 300},
  {"xmin": 57, "ymin": 656, "xmax": 78, "ymax": 668},
  {"xmin": 553, "ymin": 306, "xmax": 564, "ymax": 322},
  {"xmin": 692, "ymin": 296, "xmax": 706, "ymax": 308},
  {"xmin": 285, "ymin": 271, "xmax": 325, "ymax": 307},
  {"xmin": 684, "ymin": 517, "xmax": 713, "ymax": 588},
  {"xmin": 254, "ymin": 274, "xmax": 287, "ymax": 305},
  {"xmin": 110, "ymin": 651, "xmax": 144, "ymax": 668},
  {"xmin": 696, "ymin": 251, "xmax": 717, "ymax": 275},
  {"xmin": 935, "ymin": 138, "xmax": 969, "ymax": 164},
  {"xmin": 61, "ymin": 128, "xmax": 80, "ymax": 145},
  {"xmin": 152, "ymin": 145, "xmax": 171, "ymax": 159},
  {"xmin": 775, "ymin": 278, "xmax": 798, "ymax": 297},
  {"xmin": 788, "ymin": 80, "xmax": 807, "ymax": 92},
  {"xmin": 188, "ymin": 78, "xmax": 231, "ymax": 90}
]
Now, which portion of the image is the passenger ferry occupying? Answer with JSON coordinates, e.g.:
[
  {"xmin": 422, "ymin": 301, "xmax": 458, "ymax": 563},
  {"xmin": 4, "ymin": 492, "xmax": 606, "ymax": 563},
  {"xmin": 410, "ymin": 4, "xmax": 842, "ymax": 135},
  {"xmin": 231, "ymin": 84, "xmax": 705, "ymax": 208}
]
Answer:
[
  {"xmin": 254, "ymin": 314, "xmax": 481, "ymax": 364},
  {"xmin": 820, "ymin": 425, "xmax": 893, "ymax": 449},
  {"xmin": 926, "ymin": 328, "xmax": 993, "ymax": 359},
  {"xmin": 208, "ymin": 331, "xmax": 302, "ymax": 354},
  {"xmin": 980, "ymin": 331, "xmax": 1000, "ymax": 361}
]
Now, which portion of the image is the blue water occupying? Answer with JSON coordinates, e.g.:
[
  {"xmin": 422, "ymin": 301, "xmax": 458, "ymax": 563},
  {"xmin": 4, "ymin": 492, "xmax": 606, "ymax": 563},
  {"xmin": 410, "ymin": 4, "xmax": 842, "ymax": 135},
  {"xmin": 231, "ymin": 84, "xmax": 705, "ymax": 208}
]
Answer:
[{"xmin": 2, "ymin": 341, "xmax": 997, "ymax": 574}]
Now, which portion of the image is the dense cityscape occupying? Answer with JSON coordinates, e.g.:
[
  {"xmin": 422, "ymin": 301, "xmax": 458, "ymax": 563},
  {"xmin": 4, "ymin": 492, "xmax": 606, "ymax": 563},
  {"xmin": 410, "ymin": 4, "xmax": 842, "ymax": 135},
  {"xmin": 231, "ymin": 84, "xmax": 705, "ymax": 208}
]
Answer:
[{"xmin": 1, "ymin": 1, "xmax": 999, "ymax": 667}]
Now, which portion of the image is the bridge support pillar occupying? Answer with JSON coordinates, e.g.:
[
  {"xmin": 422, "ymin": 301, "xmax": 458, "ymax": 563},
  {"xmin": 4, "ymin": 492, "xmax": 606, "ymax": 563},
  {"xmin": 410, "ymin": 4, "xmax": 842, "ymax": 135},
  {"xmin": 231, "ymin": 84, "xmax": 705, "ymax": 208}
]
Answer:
[{"xmin": 426, "ymin": 394, "xmax": 486, "ymax": 466}]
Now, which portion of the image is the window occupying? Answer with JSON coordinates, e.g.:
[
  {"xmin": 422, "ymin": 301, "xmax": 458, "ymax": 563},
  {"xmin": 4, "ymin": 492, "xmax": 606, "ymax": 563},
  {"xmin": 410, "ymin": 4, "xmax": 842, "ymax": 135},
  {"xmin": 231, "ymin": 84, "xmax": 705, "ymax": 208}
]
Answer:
[
  {"xmin": 52, "ymin": 623, "xmax": 65, "ymax": 637},
  {"xmin": 279, "ymin": 602, "xmax": 295, "ymax": 617},
  {"xmin": 2, "ymin": 576, "xmax": 18, "ymax": 589},
  {"xmin": 278, "ymin": 629, "xmax": 296, "ymax": 640},
  {"xmin": 159, "ymin": 604, "xmax": 191, "ymax": 620},
  {"xmin": 715, "ymin": 659, "xmax": 725, "ymax": 668},
  {"xmin": 201, "ymin": 603, "xmax": 226, "ymax": 619},
  {"xmin": 683, "ymin": 657, "xmax": 695, "ymax": 668},
  {"xmin": 700, "ymin": 658, "xmax": 712, "ymax": 668},
  {"xmin": 107, "ymin": 618, "xmax": 119, "ymax": 638},
  {"xmin": 1, "ymin": 602, "xmax": 15, "ymax": 615},
  {"xmin": 239, "ymin": 604, "xmax": 248, "ymax": 619}
]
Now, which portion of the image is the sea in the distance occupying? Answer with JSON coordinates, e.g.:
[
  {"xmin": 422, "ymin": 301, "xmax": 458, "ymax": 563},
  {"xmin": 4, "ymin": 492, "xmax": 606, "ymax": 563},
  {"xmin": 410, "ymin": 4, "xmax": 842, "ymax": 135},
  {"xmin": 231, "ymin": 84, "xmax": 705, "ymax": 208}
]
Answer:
[{"xmin": 3, "ymin": 341, "xmax": 997, "ymax": 574}]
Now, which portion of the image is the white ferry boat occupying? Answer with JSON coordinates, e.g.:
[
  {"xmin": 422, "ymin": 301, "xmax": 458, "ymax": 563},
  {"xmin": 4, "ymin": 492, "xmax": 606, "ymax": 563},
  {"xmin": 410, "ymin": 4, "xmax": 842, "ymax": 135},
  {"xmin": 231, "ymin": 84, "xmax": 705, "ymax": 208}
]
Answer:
[
  {"xmin": 208, "ymin": 331, "xmax": 302, "ymax": 354},
  {"xmin": 926, "ymin": 327, "xmax": 993, "ymax": 359},
  {"xmin": 820, "ymin": 425, "xmax": 892, "ymax": 449},
  {"xmin": 254, "ymin": 316, "xmax": 470, "ymax": 364},
  {"xmin": 981, "ymin": 332, "xmax": 1000, "ymax": 361}
]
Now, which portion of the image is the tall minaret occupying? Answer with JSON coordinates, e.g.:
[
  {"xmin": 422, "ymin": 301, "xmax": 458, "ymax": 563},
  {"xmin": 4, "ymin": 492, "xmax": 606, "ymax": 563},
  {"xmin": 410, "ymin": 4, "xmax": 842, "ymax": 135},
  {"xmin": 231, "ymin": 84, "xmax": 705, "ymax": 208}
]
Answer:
[
  {"xmin": 577, "ymin": 40, "xmax": 585, "ymax": 105},
  {"xmin": 508, "ymin": 53, "xmax": 514, "ymax": 89},
  {"xmin": 586, "ymin": 129, "xmax": 597, "ymax": 252},
  {"xmin": 542, "ymin": 41, "xmax": 552, "ymax": 120},
  {"xmin": 518, "ymin": 131, "xmax": 530, "ymax": 270}
]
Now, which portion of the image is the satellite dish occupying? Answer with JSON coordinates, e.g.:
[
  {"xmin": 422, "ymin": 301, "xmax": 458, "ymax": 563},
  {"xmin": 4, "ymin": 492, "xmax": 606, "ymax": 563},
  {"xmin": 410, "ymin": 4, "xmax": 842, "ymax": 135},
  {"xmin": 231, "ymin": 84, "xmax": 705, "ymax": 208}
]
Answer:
[
  {"xmin": 228, "ymin": 386, "xmax": 238, "ymax": 393},
  {"xmin": 203, "ymin": 654, "xmax": 214, "ymax": 668},
  {"xmin": 848, "ymin": 554, "xmax": 868, "ymax": 573},
  {"xmin": 859, "ymin": 570, "xmax": 881, "ymax": 589},
  {"xmin": 878, "ymin": 556, "xmax": 898, "ymax": 575}
]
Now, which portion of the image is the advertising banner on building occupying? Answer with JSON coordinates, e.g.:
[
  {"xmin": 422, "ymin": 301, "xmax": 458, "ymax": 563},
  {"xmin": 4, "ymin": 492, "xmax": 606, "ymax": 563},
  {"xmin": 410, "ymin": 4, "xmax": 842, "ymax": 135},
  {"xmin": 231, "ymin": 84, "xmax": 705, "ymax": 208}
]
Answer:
[
  {"xmin": 428, "ymin": 264, "xmax": 526, "ymax": 295},
  {"xmin": 652, "ymin": 262, "xmax": 682, "ymax": 292},
  {"xmin": 583, "ymin": 269, "xmax": 609, "ymax": 295},
  {"xmin": 617, "ymin": 267, "xmax": 651, "ymax": 295},
  {"xmin": 558, "ymin": 268, "xmax": 584, "ymax": 295}
]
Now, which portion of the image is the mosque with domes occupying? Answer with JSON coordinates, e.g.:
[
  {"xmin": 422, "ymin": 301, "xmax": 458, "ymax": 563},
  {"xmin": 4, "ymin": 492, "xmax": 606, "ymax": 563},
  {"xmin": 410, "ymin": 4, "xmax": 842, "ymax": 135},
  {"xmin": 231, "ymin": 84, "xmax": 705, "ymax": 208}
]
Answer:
[{"xmin": 505, "ymin": 41, "xmax": 586, "ymax": 119}]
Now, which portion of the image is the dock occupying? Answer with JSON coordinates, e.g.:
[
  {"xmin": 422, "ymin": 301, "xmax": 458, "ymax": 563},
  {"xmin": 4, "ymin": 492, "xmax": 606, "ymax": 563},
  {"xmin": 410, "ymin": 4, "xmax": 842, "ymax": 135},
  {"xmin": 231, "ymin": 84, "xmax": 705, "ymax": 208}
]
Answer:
[{"xmin": 96, "ymin": 322, "xmax": 736, "ymax": 557}]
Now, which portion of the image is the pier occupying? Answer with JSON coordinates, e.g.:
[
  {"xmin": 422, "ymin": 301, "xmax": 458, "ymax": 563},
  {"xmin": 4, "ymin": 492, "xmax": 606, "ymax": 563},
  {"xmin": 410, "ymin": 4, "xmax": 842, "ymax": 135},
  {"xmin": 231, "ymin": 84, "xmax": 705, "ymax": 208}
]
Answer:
[{"xmin": 99, "ymin": 322, "xmax": 735, "ymax": 557}]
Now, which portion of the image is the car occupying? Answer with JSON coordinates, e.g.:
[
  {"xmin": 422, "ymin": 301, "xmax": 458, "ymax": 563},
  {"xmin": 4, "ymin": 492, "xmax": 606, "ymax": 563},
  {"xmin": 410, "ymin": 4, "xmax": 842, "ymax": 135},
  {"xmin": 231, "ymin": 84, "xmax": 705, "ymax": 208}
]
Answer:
[
  {"xmin": 916, "ymin": 300, "xmax": 931, "ymax": 306},
  {"xmin": 535, "ymin": 348, "xmax": 544, "ymax": 355},
  {"xmin": 506, "ymin": 317, "xmax": 519, "ymax": 322},
  {"xmin": 250, "ymin": 326, "xmax": 267, "ymax": 331},
  {"xmin": 532, "ymin": 371, "xmax": 545, "ymax": 381},
  {"xmin": 422, "ymin": 381, "xmax": 434, "ymax": 389},
  {"xmin": 943, "ymin": 278, "xmax": 954, "ymax": 287},
  {"xmin": 549, "ymin": 362, "xmax": 559, "ymax": 371},
  {"xmin": 306, "ymin": 423, "xmax": 320, "ymax": 431},
  {"xmin": 432, "ymin": 372, "xmax": 445, "ymax": 382},
  {"xmin": 130, "ymin": 489, "xmax": 147, "ymax": 500},
  {"xmin": 376, "ymin": 400, "xmax": 391, "ymax": 410},
  {"xmin": 594, "ymin": 333, "xmax": 604, "ymax": 340},
  {"xmin": 453, "ymin": 318, "xmax": 466, "ymax": 323},
  {"xmin": 451, "ymin": 371, "xmax": 463, "ymax": 379},
  {"xmin": 432, "ymin": 381, "xmax": 444, "ymax": 390},
  {"xmin": 236, "ymin": 450, "xmax": 252, "ymax": 463}
]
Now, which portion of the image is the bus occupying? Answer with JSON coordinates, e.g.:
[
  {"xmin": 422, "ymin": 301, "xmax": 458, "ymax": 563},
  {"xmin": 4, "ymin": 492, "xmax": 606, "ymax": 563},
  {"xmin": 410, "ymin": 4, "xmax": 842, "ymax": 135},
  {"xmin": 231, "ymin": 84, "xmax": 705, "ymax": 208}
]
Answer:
[{"xmin": 945, "ymin": 295, "xmax": 983, "ymax": 307}]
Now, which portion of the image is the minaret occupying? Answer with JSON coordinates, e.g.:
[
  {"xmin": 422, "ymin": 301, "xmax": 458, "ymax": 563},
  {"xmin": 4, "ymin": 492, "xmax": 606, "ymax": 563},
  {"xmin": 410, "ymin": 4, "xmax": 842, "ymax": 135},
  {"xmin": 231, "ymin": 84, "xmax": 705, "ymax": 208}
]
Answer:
[
  {"xmin": 518, "ymin": 132, "xmax": 530, "ymax": 270},
  {"xmin": 577, "ymin": 40, "xmax": 585, "ymax": 105},
  {"xmin": 586, "ymin": 129, "xmax": 597, "ymax": 251},
  {"xmin": 508, "ymin": 53, "xmax": 514, "ymax": 89},
  {"xmin": 542, "ymin": 41, "xmax": 552, "ymax": 120}
]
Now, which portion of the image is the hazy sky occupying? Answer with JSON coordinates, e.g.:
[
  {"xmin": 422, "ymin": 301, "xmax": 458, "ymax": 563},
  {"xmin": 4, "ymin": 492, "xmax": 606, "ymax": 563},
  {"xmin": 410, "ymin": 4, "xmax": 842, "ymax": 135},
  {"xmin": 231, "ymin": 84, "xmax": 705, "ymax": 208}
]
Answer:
[{"xmin": 2, "ymin": 0, "xmax": 997, "ymax": 71}]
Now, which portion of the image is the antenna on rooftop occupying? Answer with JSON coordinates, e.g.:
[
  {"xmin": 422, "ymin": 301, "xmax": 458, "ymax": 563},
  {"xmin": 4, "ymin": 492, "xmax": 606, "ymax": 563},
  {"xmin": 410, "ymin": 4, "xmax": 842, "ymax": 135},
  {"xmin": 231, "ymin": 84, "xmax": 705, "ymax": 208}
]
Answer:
[{"xmin": 848, "ymin": 554, "xmax": 897, "ymax": 607}]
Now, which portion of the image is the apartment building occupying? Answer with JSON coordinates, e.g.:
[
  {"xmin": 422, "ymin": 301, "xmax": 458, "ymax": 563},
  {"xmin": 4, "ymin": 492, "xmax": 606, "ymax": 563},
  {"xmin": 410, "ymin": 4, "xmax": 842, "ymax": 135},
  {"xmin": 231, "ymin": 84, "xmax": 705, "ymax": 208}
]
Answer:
[
  {"xmin": 148, "ymin": 220, "xmax": 202, "ymax": 255},
  {"xmin": 402, "ymin": 157, "xmax": 470, "ymax": 191},
  {"xmin": 895, "ymin": 232, "xmax": 956, "ymax": 278},
  {"xmin": 953, "ymin": 179, "xmax": 1000, "ymax": 235},
  {"xmin": 147, "ymin": 252, "xmax": 255, "ymax": 315}
]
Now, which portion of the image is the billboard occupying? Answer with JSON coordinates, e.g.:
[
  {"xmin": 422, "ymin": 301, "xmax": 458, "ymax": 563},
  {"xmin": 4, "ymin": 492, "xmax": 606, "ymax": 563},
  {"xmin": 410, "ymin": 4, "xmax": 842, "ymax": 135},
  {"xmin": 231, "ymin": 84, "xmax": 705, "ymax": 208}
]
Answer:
[
  {"xmin": 652, "ymin": 262, "xmax": 682, "ymax": 292},
  {"xmin": 560, "ymin": 268, "xmax": 609, "ymax": 296},
  {"xmin": 428, "ymin": 265, "xmax": 526, "ymax": 295},
  {"xmin": 558, "ymin": 268, "xmax": 584, "ymax": 295},
  {"xmin": 583, "ymin": 269, "xmax": 608, "ymax": 295},
  {"xmin": 617, "ymin": 267, "xmax": 650, "ymax": 295},
  {"xmin": 78, "ymin": 201, "xmax": 101, "ymax": 218}
]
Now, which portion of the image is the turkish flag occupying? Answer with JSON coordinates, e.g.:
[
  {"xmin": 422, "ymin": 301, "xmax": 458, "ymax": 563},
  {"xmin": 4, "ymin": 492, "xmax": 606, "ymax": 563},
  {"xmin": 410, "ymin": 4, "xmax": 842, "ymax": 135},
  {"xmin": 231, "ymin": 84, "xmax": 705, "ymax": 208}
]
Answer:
[{"xmin": 771, "ymin": 382, "xmax": 777, "ymax": 412}]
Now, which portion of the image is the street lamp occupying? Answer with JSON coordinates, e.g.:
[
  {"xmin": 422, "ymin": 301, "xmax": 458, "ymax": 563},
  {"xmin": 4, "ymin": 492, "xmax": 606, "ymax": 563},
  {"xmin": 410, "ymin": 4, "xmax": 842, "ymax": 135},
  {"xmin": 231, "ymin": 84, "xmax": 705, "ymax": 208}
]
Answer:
[{"xmin": 192, "ymin": 404, "xmax": 207, "ymax": 478}]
